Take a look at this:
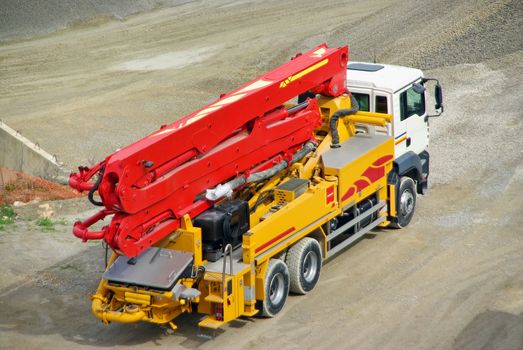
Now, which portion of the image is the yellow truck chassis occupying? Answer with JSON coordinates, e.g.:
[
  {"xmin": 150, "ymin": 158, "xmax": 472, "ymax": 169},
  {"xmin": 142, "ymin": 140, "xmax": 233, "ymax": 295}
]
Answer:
[{"xmin": 91, "ymin": 95, "xmax": 398, "ymax": 330}]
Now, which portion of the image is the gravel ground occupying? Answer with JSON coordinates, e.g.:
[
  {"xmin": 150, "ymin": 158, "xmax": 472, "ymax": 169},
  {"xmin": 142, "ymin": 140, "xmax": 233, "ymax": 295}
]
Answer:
[
  {"xmin": 1, "ymin": 0, "xmax": 521, "ymax": 168},
  {"xmin": 0, "ymin": 0, "xmax": 192, "ymax": 42},
  {"xmin": 0, "ymin": 1, "xmax": 522, "ymax": 349},
  {"xmin": 325, "ymin": 0, "xmax": 523, "ymax": 69}
]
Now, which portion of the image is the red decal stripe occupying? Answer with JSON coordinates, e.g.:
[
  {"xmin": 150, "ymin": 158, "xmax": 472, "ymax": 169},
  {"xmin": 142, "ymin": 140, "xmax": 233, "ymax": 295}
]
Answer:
[
  {"xmin": 340, "ymin": 155, "xmax": 393, "ymax": 203},
  {"xmin": 355, "ymin": 179, "xmax": 370, "ymax": 192},
  {"xmin": 372, "ymin": 154, "xmax": 393, "ymax": 167},
  {"xmin": 362, "ymin": 166, "xmax": 385, "ymax": 183},
  {"xmin": 341, "ymin": 186, "xmax": 356, "ymax": 201},
  {"xmin": 255, "ymin": 227, "xmax": 296, "ymax": 253}
]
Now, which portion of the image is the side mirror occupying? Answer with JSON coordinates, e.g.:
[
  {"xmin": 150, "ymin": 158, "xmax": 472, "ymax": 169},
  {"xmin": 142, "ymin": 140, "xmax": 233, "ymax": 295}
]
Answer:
[
  {"xmin": 435, "ymin": 83, "xmax": 443, "ymax": 110},
  {"xmin": 422, "ymin": 77, "xmax": 444, "ymax": 117}
]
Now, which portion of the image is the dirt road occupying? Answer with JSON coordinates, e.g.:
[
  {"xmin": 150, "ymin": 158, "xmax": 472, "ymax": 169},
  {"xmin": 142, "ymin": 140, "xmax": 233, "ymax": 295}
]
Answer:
[{"xmin": 1, "ymin": 0, "xmax": 522, "ymax": 349}]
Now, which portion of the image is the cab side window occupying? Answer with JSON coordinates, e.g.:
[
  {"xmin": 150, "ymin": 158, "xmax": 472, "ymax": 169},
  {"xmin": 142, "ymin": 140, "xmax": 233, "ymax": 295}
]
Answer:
[
  {"xmin": 400, "ymin": 86, "xmax": 425, "ymax": 121},
  {"xmin": 375, "ymin": 95, "xmax": 388, "ymax": 113},
  {"xmin": 352, "ymin": 93, "xmax": 370, "ymax": 112}
]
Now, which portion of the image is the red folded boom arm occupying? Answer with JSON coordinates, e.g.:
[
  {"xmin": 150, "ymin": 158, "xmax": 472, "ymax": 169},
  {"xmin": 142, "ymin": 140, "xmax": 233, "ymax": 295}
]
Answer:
[{"xmin": 70, "ymin": 44, "xmax": 349, "ymax": 257}]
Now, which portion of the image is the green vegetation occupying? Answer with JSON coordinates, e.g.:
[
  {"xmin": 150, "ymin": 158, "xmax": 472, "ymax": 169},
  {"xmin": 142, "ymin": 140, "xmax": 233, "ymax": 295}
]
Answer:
[
  {"xmin": 0, "ymin": 205, "xmax": 16, "ymax": 230},
  {"xmin": 36, "ymin": 217, "xmax": 54, "ymax": 230},
  {"xmin": 4, "ymin": 183, "xmax": 16, "ymax": 192},
  {"xmin": 35, "ymin": 217, "xmax": 67, "ymax": 231}
]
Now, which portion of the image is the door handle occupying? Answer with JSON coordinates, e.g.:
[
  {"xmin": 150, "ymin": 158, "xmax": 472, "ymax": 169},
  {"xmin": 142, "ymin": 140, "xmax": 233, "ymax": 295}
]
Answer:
[{"xmin": 406, "ymin": 137, "xmax": 411, "ymax": 147}]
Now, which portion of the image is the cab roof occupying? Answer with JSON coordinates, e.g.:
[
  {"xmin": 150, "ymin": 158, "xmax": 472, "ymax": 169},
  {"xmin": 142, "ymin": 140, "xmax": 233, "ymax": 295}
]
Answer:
[{"xmin": 347, "ymin": 62, "xmax": 423, "ymax": 93}]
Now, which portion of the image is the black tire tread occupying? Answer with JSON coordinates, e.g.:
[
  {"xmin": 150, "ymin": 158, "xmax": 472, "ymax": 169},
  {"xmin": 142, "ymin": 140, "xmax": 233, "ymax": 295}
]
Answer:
[
  {"xmin": 285, "ymin": 237, "xmax": 322, "ymax": 295},
  {"xmin": 259, "ymin": 259, "xmax": 289, "ymax": 317},
  {"xmin": 390, "ymin": 176, "xmax": 416, "ymax": 229}
]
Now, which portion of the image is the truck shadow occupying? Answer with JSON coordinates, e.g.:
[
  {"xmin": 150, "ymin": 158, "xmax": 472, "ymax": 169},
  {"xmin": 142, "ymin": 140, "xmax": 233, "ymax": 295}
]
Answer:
[
  {"xmin": 0, "ymin": 228, "xmax": 386, "ymax": 348},
  {"xmin": 0, "ymin": 245, "xmax": 218, "ymax": 348},
  {"xmin": 452, "ymin": 310, "xmax": 523, "ymax": 350}
]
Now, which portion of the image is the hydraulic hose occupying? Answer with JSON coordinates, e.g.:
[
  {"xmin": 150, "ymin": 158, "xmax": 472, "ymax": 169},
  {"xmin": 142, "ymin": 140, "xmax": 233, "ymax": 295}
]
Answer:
[
  {"xmin": 245, "ymin": 160, "xmax": 288, "ymax": 183},
  {"xmin": 88, "ymin": 167, "xmax": 105, "ymax": 206},
  {"xmin": 250, "ymin": 189, "xmax": 274, "ymax": 213},
  {"xmin": 205, "ymin": 141, "xmax": 317, "ymax": 201},
  {"xmin": 330, "ymin": 94, "xmax": 359, "ymax": 148},
  {"xmin": 245, "ymin": 141, "xmax": 317, "ymax": 184}
]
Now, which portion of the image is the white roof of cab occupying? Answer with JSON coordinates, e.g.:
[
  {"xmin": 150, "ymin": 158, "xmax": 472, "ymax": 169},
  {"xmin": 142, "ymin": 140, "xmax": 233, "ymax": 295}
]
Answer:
[{"xmin": 346, "ymin": 62, "xmax": 423, "ymax": 93}]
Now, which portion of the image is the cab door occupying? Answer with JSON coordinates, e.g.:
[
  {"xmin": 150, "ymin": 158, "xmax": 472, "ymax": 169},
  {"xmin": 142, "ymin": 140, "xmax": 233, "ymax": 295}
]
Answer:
[{"xmin": 393, "ymin": 81, "xmax": 429, "ymax": 156}]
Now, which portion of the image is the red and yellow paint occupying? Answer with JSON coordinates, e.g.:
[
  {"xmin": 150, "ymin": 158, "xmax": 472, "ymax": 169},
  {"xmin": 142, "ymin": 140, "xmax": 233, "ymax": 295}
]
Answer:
[{"xmin": 341, "ymin": 155, "xmax": 393, "ymax": 201}]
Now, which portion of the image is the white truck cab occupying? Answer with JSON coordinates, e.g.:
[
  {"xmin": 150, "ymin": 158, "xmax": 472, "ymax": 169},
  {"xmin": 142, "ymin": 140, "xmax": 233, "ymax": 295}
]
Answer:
[{"xmin": 347, "ymin": 62, "xmax": 443, "ymax": 226}]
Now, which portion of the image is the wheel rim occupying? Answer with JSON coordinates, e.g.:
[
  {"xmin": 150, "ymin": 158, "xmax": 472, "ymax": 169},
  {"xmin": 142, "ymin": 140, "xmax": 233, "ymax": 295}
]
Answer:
[
  {"xmin": 400, "ymin": 189, "xmax": 414, "ymax": 217},
  {"xmin": 302, "ymin": 251, "xmax": 318, "ymax": 283},
  {"xmin": 269, "ymin": 273, "xmax": 284, "ymax": 305}
]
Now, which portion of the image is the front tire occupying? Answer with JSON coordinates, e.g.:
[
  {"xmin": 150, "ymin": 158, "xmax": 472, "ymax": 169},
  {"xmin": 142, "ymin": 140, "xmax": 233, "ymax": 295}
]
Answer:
[
  {"xmin": 258, "ymin": 259, "xmax": 289, "ymax": 317},
  {"xmin": 286, "ymin": 238, "xmax": 322, "ymax": 295},
  {"xmin": 391, "ymin": 176, "xmax": 417, "ymax": 228}
]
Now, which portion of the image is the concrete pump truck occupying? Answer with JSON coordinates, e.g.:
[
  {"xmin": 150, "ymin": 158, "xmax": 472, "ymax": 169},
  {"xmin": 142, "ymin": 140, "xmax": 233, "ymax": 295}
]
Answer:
[{"xmin": 69, "ymin": 44, "xmax": 443, "ymax": 330}]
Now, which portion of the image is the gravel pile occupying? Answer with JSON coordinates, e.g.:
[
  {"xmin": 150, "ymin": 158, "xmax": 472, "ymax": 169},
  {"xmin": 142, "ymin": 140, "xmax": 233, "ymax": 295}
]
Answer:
[
  {"xmin": 326, "ymin": 0, "xmax": 523, "ymax": 70},
  {"xmin": 322, "ymin": 0, "xmax": 523, "ymax": 188},
  {"xmin": 0, "ymin": 0, "xmax": 191, "ymax": 42},
  {"xmin": 1, "ymin": 0, "xmax": 520, "ymax": 172},
  {"xmin": 428, "ymin": 52, "xmax": 523, "ymax": 186}
]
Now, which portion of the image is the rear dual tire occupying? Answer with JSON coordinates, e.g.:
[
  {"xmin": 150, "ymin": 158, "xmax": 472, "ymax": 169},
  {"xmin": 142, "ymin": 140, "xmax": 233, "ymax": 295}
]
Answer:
[
  {"xmin": 258, "ymin": 238, "xmax": 323, "ymax": 317},
  {"xmin": 259, "ymin": 259, "xmax": 290, "ymax": 317},
  {"xmin": 286, "ymin": 238, "xmax": 322, "ymax": 295}
]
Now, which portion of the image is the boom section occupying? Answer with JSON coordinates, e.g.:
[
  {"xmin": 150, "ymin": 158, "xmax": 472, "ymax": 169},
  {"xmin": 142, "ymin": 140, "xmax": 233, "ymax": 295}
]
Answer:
[{"xmin": 70, "ymin": 44, "xmax": 348, "ymax": 257}]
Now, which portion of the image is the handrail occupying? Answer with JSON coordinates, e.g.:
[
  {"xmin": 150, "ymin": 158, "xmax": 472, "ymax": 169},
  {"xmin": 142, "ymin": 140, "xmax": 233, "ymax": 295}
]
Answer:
[{"xmin": 222, "ymin": 244, "xmax": 233, "ymax": 295}]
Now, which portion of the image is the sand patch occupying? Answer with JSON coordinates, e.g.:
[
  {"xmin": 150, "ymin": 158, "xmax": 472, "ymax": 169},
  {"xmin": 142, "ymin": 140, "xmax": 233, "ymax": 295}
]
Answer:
[{"xmin": 112, "ymin": 46, "xmax": 218, "ymax": 71}]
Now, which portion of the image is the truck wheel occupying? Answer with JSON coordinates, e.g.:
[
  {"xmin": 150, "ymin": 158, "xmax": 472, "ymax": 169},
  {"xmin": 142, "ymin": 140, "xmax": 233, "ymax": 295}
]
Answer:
[
  {"xmin": 286, "ymin": 238, "xmax": 322, "ymax": 295},
  {"xmin": 258, "ymin": 259, "xmax": 289, "ymax": 317},
  {"xmin": 391, "ymin": 176, "xmax": 417, "ymax": 228}
]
